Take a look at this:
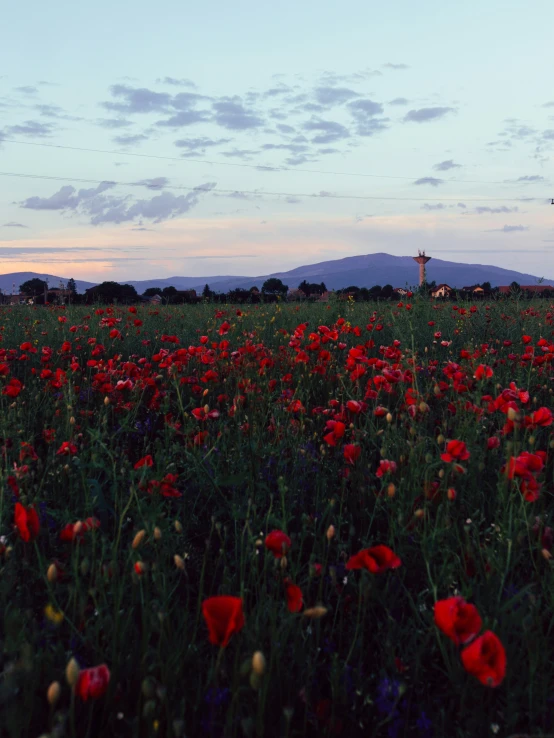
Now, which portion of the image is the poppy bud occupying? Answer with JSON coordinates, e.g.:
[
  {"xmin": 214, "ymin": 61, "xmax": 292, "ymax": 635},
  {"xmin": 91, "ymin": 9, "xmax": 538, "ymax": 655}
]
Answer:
[
  {"xmin": 104, "ymin": 396, "xmax": 110, "ymax": 406},
  {"xmin": 174, "ymin": 520, "xmax": 183, "ymax": 533},
  {"xmin": 153, "ymin": 526, "xmax": 162, "ymax": 541},
  {"xmin": 507, "ymin": 407, "xmax": 520, "ymax": 421},
  {"xmin": 174, "ymin": 554, "xmax": 185, "ymax": 570},
  {"xmin": 387, "ymin": 483, "xmax": 396, "ymax": 498},
  {"xmin": 280, "ymin": 556, "xmax": 288, "ymax": 570},
  {"xmin": 69, "ymin": 416, "xmax": 76, "ymax": 425},
  {"xmin": 47, "ymin": 563, "xmax": 58, "ymax": 583},
  {"xmin": 326, "ymin": 525, "xmax": 335, "ymax": 541},
  {"xmin": 528, "ymin": 436, "xmax": 535, "ymax": 446},
  {"xmin": 252, "ymin": 651, "xmax": 266, "ymax": 676},
  {"xmin": 447, "ymin": 487, "xmax": 457, "ymax": 501},
  {"xmin": 303, "ymin": 606, "xmax": 328, "ymax": 619},
  {"xmin": 437, "ymin": 434, "xmax": 445, "ymax": 444},
  {"xmin": 541, "ymin": 548, "xmax": 552, "ymax": 561},
  {"xmin": 47, "ymin": 681, "xmax": 61, "ymax": 706},
  {"xmin": 414, "ymin": 508, "xmax": 425, "ymax": 519},
  {"xmin": 132, "ymin": 530, "xmax": 146, "ymax": 550},
  {"xmin": 203, "ymin": 389, "xmax": 209, "ymax": 397},
  {"xmin": 438, "ymin": 469, "xmax": 445, "ymax": 479},
  {"xmin": 65, "ymin": 657, "xmax": 80, "ymax": 688},
  {"xmin": 386, "ymin": 413, "xmax": 392, "ymax": 423},
  {"xmin": 73, "ymin": 520, "xmax": 83, "ymax": 536}
]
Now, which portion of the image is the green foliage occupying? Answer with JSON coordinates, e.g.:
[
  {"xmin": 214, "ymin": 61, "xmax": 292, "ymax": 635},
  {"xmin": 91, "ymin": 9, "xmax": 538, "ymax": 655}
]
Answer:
[
  {"xmin": 261, "ymin": 277, "xmax": 288, "ymax": 295},
  {"xmin": 88, "ymin": 281, "xmax": 138, "ymax": 303},
  {"xmin": 19, "ymin": 278, "xmax": 48, "ymax": 295}
]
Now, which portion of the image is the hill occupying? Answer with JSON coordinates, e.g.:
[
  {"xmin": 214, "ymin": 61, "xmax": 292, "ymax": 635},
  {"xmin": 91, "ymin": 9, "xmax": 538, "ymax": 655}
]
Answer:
[{"xmin": 1, "ymin": 254, "xmax": 551, "ymax": 295}]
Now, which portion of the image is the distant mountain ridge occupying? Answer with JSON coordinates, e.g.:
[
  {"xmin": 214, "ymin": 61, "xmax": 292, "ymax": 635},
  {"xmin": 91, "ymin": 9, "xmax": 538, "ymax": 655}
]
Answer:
[{"xmin": 0, "ymin": 254, "xmax": 552, "ymax": 295}]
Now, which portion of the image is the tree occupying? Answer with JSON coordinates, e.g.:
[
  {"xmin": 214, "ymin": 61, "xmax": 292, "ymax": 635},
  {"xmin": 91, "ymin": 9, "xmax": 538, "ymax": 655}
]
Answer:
[
  {"xmin": 261, "ymin": 278, "xmax": 288, "ymax": 296},
  {"xmin": 381, "ymin": 284, "xmax": 394, "ymax": 299},
  {"xmin": 481, "ymin": 281, "xmax": 492, "ymax": 293},
  {"xmin": 143, "ymin": 287, "xmax": 161, "ymax": 297},
  {"xmin": 67, "ymin": 278, "xmax": 77, "ymax": 294},
  {"xmin": 202, "ymin": 284, "xmax": 213, "ymax": 299},
  {"xmin": 87, "ymin": 282, "xmax": 138, "ymax": 304},
  {"xmin": 19, "ymin": 278, "xmax": 48, "ymax": 296},
  {"xmin": 510, "ymin": 281, "xmax": 521, "ymax": 294}
]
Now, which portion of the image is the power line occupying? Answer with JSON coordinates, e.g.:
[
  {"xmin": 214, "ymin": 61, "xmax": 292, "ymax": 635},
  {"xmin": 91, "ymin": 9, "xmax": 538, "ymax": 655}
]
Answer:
[
  {"xmin": 0, "ymin": 169, "xmax": 535, "ymax": 203},
  {"xmin": 0, "ymin": 137, "xmax": 547, "ymax": 187}
]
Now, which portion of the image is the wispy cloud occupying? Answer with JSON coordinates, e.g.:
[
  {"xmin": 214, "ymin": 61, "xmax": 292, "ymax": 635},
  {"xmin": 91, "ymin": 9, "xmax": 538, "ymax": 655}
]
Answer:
[
  {"xmin": 404, "ymin": 107, "xmax": 455, "ymax": 123},
  {"xmin": 413, "ymin": 177, "xmax": 444, "ymax": 187},
  {"xmin": 3, "ymin": 221, "xmax": 28, "ymax": 228},
  {"xmin": 487, "ymin": 224, "xmax": 530, "ymax": 232},
  {"xmin": 433, "ymin": 159, "xmax": 462, "ymax": 171}
]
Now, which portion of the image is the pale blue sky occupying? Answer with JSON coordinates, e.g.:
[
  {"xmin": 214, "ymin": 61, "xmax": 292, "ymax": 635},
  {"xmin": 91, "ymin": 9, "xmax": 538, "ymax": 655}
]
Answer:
[{"xmin": 1, "ymin": 0, "xmax": 553, "ymax": 282}]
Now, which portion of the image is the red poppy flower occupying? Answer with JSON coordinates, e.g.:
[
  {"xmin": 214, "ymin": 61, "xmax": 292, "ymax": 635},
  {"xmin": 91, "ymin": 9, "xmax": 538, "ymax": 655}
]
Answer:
[
  {"xmin": 14, "ymin": 502, "xmax": 40, "ymax": 542},
  {"xmin": 343, "ymin": 444, "xmax": 361, "ymax": 465},
  {"xmin": 441, "ymin": 440, "xmax": 470, "ymax": 463},
  {"xmin": 434, "ymin": 597, "xmax": 482, "ymax": 645},
  {"xmin": 530, "ymin": 407, "xmax": 553, "ymax": 427},
  {"xmin": 461, "ymin": 631, "xmax": 506, "ymax": 687},
  {"xmin": 202, "ymin": 596, "xmax": 245, "ymax": 647},
  {"xmin": 474, "ymin": 364, "xmax": 493, "ymax": 380},
  {"xmin": 376, "ymin": 459, "xmax": 397, "ymax": 478},
  {"xmin": 323, "ymin": 420, "xmax": 346, "ymax": 447},
  {"xmin": 284, "ymin": 579, "xmax": 303, "ymax": 612},
  {"xmin": 2, "ymin": 378, "xmax": 23, "ymax": 397},
  {"xmin": 345, "ymin": 545, "xmax": 402, "ymax": 574},
  {"xmin": 56, "ymin": 441, "xmax": 78, "ymax": 456},
  {"xmin": 134, "ymin": 455, "xmax": 153, "ymax": 469},
  {"xmin": 75, "ymin": 664, "xmax": 111, "ymax": 701},
  {"xmin": 265, "ymin": 530, "xmax": 291, "ymax": 558}
]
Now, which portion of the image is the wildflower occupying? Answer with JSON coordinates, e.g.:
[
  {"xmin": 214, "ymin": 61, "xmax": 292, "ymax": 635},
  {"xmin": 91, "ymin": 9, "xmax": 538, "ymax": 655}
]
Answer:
[
  {"xmin": 202, "ymin": 596, "xmax": 245, "ymax": 647},
  {"xmin": 284, "ymin": 579, "xmax": 303, "ymax": 612},
  {"xmin": 252, "ymin": 651, "xmax": 266, "ymax": 676},
  {"xmin": 134, "ymin": 455, "xmax": 153, "ymax": 469},
  {"xmin": 434, "ymin": 597, "xmax": 482, "ymax": 645},
  {"xmin": 264, "ymin": 529, "xmax": 291, "ymax": 559},
  {"xmin": 2, "ymin": 377, "xmax": 23, "ymax": 397},
  {"xmin": 14, "ymin": 502, "xmax": 40, "ymax": 542},
  {"xmin": 461, "ymin": 631, "xmax": 506, "ymax": 687},
  {"xmin": 56, "ymin": 441, "xmax": 77, "ymax": 456},
  {"xmin": 346, "ymin": 545, "xmax": 402, "ymax": 574},
  {"xmin": 75, "ymin": 664, "xmax": 111, "ymax": 701},
  {"xmin": 44, "ymin": 603, "xmax": 64, "ymax": 626},
  {"xmin": 323, "ymin": 420, "xmax": 346, "ymax": 447},
  {"xmin": 47, "ymin": 681, "xmax": 61, "ymax": 706},
  {"xmin": 441, "ymin": 440, "xmax": 470, "ymax": 463},
  {"xmin": 343, "ymin": 444, "xmax": 361, "ymax": 465},
  {"xmin": 376, "ymin": 459, "xmax": 397, "ymax": 478}
]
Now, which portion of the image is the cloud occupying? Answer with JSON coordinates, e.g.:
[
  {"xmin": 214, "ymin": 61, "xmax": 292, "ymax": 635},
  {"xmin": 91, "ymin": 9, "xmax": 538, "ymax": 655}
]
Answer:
[
  {"xmin": 96, "ymin": 118, "xmax": 134, "ymax": 129},
  {"xmin": 221, "ymin": 148, "xmax": 258, "ymax": 159},
  {"xmin": 262, "ymin": 85, "xmax": 293, "ymax": 98},
  {"xmin": 457, "ymin": 202, "xmax": 467, "ymax": 209},
  {"xmin": 382, "ymin": 63, "xmax": 409, "ymax": 70},
  {"xmin": 303, "ymin": 117, "xmax": 350, "ymax": 144},
  {"xmin": 103, "ymin": 84, "xmax": 172, "ymax": 114},
  {"xmin": 14, "ymin": 86, "xmax": 38, "ymax": 95},
  {"xmin": 285, "ymin": 196, "xmax": 301, "ymax": 204},
  {"xmin": 20, "ymin": 185, "xmax": 81, "ymax": 211},
  {"xmin": 3, "ymin": 222, "xmax": 29, "ymax": 228},
  {"xmin": 276, "ymin": 123, "xmax": 295, "ymax": 134},
  {"xmin": 348, "ymin": 99, "xmax": 384, "ymax": 117},
  {"xmin": 404, "ymin": 107, "xmax": 455, "ymax": 123},
  {"xmin": 20, "ymin": 181, "xmax": 116, "ymax": 211},
  {"xmin": 175, "ymin": 136, "xmax": 232, "ymax": 153},
  {"xmin": 89, "ymin": 184, "xmax": 217, "ymax": 225},
  {"xmin": 34, "ymin": 104, "xmax": 81, "ymax": 121},
  {"xmin": 346, "ymin": 100, "xmax": 389, "ymax": 136},
  {"xmin": 543, "ymin": 130, "xmax": 554, "ymax": 140},
  {"xmin": 413, "ymin": 177, "xmax": 444, "ymax": 187},
  {"xmin": 543, "ymin": 101, "xmax": 554, "ymax": 108},
  {"xmin": 474, "ymin": 206, "xmax": 519, "ymax": 214},
  {"xmin": 421, "ymin": 203, "xmax": 446, "ymax": 210},
  {"xmin": 212, "ymin": 98, "xmax": 264, "ymax": 130},
  {"xmin": 433, "ymin": 159, "xmax": 462, "ymax": 171},
  {"xmin": 5, "ymin": 120, "xmax": 55, "ymax": 137},
  {"xmin": 156, "ymin": 110, "xmax": 209, "ymax": 127},
  {"xmin": 314, "ymin": 86, "xmax": 359, "ymax": 106},
  {"xmin": 388, "ymin": 97, "xmax": 409, "ymax": 106},
  {"xmin": 488, "ymin": 225, "xmax": 530, "ymax": 232},
  {"xmin": 112, "ymin": 133, "xmax": 150, "ymax": 146},
  {"xmin": 507, "ymin": 175, "xmax": 547, "ymax": 183},
  {"xmin": 133, "ymin": 177, "xmax": 170, "ymax": 190},
  {"xmin": 156, "ymin": 77, "xmax": 197, "ymax": 88},
  {"xmin": 130, "ymin": 227, "xmax": 155, "ymax": 231}
]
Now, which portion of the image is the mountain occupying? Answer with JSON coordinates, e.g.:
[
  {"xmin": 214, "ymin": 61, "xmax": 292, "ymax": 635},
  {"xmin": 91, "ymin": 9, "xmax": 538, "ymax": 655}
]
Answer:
[
  {"xmin": 0, "ymin": 272, "xmax": 95, "ymax": 294},
  {"xmin": 0, "ymin": 254, "xmax": 552, "ymax": 295}
]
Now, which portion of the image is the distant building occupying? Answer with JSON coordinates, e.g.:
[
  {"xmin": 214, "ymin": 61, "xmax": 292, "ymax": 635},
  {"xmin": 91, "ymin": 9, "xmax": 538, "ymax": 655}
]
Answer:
[
  {"xmin": 431, "ymin": 284, "xmax": 453, "ymax": 298},
  {"xmin": 393, "ymin": 287, "xmax": 409, "ymax": 296},
  {"xmin": 317, "ymin": 291, "xmax": 332, "ymax": 302},
  {"xmin": 461, "ymin": 285, "xmax": 485, "ymax": 295},
  {"xmin": 1, "ymin": 293, "xmax": 33, "ymax": 305},
  {"xmin": 286, "ymin": 289, "xmax": 306, "ymax": 301}
]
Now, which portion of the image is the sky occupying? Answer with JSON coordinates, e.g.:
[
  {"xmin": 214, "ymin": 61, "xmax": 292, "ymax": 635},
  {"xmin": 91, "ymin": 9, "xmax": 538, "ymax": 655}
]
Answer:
[{"xmin": 1, "ymin": 0, "xmax": 554, "ymax": 284}]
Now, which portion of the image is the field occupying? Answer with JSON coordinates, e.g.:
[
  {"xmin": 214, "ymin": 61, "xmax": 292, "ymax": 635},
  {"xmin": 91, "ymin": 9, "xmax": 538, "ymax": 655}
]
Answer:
[{"xmin": 1, "ymin": 296, "xmax": 554, "ymax": 738}]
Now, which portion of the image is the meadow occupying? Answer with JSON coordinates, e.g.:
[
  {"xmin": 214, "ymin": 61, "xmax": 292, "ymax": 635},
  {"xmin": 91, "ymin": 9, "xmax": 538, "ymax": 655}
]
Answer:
[{"xmin": 0, "ymin": 295, "xmax": 553, "ymax": 738}]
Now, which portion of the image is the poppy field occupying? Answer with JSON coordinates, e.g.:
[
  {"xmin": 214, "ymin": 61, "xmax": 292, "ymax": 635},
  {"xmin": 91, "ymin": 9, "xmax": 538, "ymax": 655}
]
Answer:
[{"xmin": 1, "ymin": 296, "xmax": 554, "ymax": 738}]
